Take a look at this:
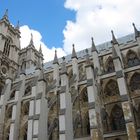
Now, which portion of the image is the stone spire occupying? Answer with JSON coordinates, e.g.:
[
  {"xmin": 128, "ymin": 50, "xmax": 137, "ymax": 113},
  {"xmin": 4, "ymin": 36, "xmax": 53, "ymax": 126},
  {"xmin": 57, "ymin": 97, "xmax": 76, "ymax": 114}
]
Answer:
[
  {"xmin": 85, "ymin": 49, "xmax": 91, "ymax": 65},
  {"xmin": 39, "ymin": 44, "xmax": 43, "ymax": 54},
  {"xmin": 111, "ymin": 30, "xmax": 118, "ymax": 45},
  {"xmin": 53, "ymin": 50, "xmax": 59, "ymax": 64},
  {"xmin": 132, "ymin": 23, "xmax": 140, "ymax": 38},
  {"xmin": 112, "ymin": 46, "xmax": 119, "ymax": 59},
  {"xmin": 91, "ymin": 37, "xmax": 97, "ymax": 52},
  {"xmin": 2, "ymin": 9, "xmax": 8, "ymax": 20},
  {"xmin": 16, "ymin": 20, "xmax": 20, "ymax": 30},
  {"xmin": 61, "ymin": 56, "xmax": 67, "ymax": 74},
  {"xmin": 71, "ymin": 44, "xmax": 77, "ymax": 59},
  {"xmin": 29, "ymin": 33, "xmax": 34, "ymax": 46}
]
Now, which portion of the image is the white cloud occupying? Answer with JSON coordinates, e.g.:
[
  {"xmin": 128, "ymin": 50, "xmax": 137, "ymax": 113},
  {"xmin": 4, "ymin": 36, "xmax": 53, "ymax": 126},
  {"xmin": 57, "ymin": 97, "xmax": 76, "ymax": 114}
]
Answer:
[
  {"xmin": 20, "ymin": 25, "xmax": 66, "ymax": 62},
  {"xmin": 63, "ymin": 0, "xmax": 140, "ymax": 53}
]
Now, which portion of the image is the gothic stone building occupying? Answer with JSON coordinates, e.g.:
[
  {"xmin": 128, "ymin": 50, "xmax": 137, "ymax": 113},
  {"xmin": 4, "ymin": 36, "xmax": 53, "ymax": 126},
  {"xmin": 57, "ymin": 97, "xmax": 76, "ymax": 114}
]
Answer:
[{"xmin": 0, "ymin": 10, "xmax": 140, "ymax": 140}]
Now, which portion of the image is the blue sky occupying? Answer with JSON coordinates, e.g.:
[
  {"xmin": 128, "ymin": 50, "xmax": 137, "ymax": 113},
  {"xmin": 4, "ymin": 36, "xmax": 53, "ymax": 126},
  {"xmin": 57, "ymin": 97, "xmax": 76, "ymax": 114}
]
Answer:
[
  {"xmin": 0, "ymin": 0, "xmax": 140, "ymax": 62},
  {"xmin": 0, "ymin": 0, "xmax": 75, "ymax": 48}
]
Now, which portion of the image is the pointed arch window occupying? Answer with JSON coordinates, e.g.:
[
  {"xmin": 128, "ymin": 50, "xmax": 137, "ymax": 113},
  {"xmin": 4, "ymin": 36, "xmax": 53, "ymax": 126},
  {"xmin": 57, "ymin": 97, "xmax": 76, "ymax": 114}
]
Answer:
[
  {"xmin": 3, "ymin": 37, "xmax": 11, "ymax": 56},
  {"xmin": 130, "ymin": 72, "xmax": 140, "ymax": 91},
  {"xmin": 110, "ymin": 104, "xmax": 125, "ymax": 131},
  {"xmin": 24, "ymin": 86, "xmax": 31, "ymax": 96},
  {"xmin": 104, "ymin": 79, "xmax": 119, "ymax": 96},
  {"xmin": 127, "ymin": 50, "xmax": 139, "ymax": 67}
]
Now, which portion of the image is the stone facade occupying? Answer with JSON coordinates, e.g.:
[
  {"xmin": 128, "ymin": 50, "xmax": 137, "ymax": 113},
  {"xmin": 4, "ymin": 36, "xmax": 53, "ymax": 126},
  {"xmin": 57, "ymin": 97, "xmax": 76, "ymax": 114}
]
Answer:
[{"xmin": 0, "ymin": 10, "xmax": 140, "ymax": 140}]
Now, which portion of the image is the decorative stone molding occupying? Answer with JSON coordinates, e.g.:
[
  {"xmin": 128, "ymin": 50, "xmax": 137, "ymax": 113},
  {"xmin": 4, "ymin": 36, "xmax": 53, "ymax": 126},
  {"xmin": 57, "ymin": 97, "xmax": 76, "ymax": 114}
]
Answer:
[
  {"xmin": 116, "ymin": 70, "xmax": 123, "ymax": 78},
  {"xmin": 90, "ymin": 125, "xmax": 97, "ymax": 129},
  {"xmin": 87, "ymin": 79, "xmax": 93, "ymax": 87},
  {"xmin": 33, "ymin": 134, "xmax": 38, "ymax": 138},
  {"xmin": 121, "ymin": 94, "xmax": 128, "ymax": 102},
  {"xmin": 88, "ymin": 102, "xmax": 95, "ymax": 109},
  {"xmin": 60, "ymin": 86, "xmax": 66, "ymax": 93},
  {"xmin": 36, "ymin": 92, "xmax": 42, "ymax": 99},
  {"xmin": 59, "ymin": 108, "xmax": 66, "ymax": 115},
  {"xmin": 59, "ymin": 130, "xmax": 65, "ymax": 134},
  {"xmin": 28, "ymin": 116, "xmax": 34, "ymax": 120},
  {"xmin": 125, "ymin": 118, "xmax": 133, "ymax": 123},
  {"xmin": 34, "ymin": 114, "xmax": 40, "ymax": 120}
]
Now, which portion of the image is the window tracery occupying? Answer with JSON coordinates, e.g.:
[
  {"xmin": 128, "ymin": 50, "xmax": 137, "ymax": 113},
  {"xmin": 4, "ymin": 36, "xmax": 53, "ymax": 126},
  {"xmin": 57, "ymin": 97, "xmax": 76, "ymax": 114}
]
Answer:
[
  {"xmin": 127, "ymin": 50, "xmax": 139, "ymax": 67},
  {"xmin": 104, "ymin": 79, "xmax": 119, "ymax": 96},
  {"xmin": 110, "ymin": 105, "xmax": 125, "ymax": 131},
  {"xmin": 130, "ymin": 72, "xmax": 140, "ymax": 91}
]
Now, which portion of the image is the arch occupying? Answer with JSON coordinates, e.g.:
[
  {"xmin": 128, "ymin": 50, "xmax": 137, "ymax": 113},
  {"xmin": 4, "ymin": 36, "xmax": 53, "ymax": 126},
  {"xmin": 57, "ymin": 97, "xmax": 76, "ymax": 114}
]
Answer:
[
  {"xmin": 104, "ymin": 79, "xmax": 119, "ymax": 96},
  {"xmin": 130, "ymin": 72, "xmax": 140, "ymax": 91},
  {"xmin": 105, "ymin": 56, "xmax": 115, "ymax": 73},
  {"xmin": 24, "ymin": 86, "xmax": 31, "ymax": 96},
  {"xmin": 110, "ymin": 104, "xmax": 125, "ymax": 131},
  {"xmin": 126, "ymin": 50, "xmax": 139, "ymax": 67}
]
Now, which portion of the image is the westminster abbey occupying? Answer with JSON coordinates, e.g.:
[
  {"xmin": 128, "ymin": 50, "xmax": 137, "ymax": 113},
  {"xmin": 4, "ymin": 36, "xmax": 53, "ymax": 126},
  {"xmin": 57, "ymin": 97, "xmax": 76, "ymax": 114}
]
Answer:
[{"xmin": 0, "ymin": 10, "xmax": 140, "ymax": 140}]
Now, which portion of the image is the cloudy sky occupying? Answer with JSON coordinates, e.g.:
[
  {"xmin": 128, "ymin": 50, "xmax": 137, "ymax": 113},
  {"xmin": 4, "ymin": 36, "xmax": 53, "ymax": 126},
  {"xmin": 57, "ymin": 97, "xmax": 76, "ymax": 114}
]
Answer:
[{"xmin": 0, "ymin": 0, "xmax": 140, "ymax": 62}]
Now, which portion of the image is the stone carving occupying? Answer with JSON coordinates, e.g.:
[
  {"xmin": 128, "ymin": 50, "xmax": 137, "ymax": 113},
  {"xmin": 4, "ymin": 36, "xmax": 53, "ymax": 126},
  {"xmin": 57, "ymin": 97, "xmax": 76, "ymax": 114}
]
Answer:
[{"xmin": 78, "ymin": 64, "xmax": 86, "ymax": 81}]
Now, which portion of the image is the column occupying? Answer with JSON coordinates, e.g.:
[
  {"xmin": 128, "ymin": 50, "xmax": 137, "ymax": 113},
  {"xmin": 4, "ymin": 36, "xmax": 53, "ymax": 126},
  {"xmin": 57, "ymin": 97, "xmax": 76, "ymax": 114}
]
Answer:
[
  {"xmin": 27, "ymin": 99, "xmax": 34, "ymax": 140},
  {"xmin": 113, "ymin": 45, "xmax": 137, "ymax": 140},
  {"xmin": 59, "ymin": 57, "xmax": 73, "ymax": 140},
  {"xmin": 9, "ymin": 103, "xmax": 17, "ymax": 140},
  {"xmin": 0, "ymin": 78, "xmax": 12, "ymax": 140},
  {"xmin": 85, "ymin": 51, "xmax": 102, "ymax": 140},
  {"xmin": 37, "ymin": 72, "xmax": 48, "ymax": 140},
  {"xmin": 53, "ymin": 50, "xmax": 60, "ymax": 87}
]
